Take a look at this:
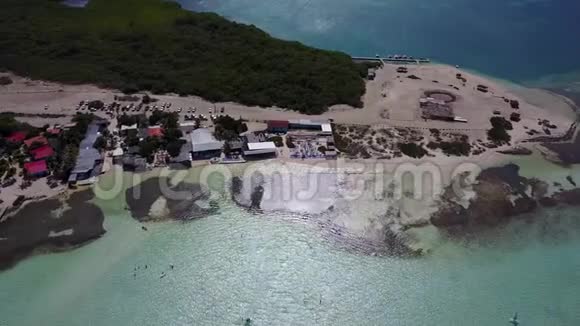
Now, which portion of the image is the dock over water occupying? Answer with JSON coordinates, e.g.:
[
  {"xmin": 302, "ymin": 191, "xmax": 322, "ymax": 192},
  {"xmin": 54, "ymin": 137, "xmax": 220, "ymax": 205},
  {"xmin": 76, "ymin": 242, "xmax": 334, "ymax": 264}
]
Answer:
[{"xmin": 352, "ymin": 56, "xmax": 430, "ymax": 65}]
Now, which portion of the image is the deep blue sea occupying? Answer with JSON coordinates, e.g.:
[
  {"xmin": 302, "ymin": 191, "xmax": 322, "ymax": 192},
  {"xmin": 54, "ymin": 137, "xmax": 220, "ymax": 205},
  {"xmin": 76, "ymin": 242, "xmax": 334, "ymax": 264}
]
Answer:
[{"xmin": 179, "ymin": 0, "xmax": 580, "ymax": 88}]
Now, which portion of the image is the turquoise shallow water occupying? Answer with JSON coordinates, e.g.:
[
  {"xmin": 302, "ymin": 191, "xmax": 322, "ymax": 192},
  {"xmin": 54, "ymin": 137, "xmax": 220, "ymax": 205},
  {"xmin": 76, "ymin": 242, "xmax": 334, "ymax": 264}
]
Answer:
[
  {"xmin": 1, "ymin": 162, "xmax": 580, "ymax": 325},
  {"xmin": 3, "ymin": 1, "xmax": 580, "ymax": 324}
]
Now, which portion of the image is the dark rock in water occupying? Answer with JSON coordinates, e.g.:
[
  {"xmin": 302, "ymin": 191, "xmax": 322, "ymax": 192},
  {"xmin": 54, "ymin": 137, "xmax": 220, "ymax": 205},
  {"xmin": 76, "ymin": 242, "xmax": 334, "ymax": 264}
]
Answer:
[
  {"xmin": 513, "ymin": 197, "xmax": 537, "ymax": 215},
  {"xmin": 539, "ymin": 122, "xmax": 580, "ymax": 164},
  {"xmin": 432, "ymin": 163, "xmax": 580, "ymax": 230},
  {"xmin": 553, "ymin": 188, "xmax": 580, "ymax": 206},
  {"xmin": 125, "ymin": 177, "xmax": 217, "ymax": 221},
  {"xmin": 539, "ymin": 197, "xmax": 558, "ymax": 207},
  {"xmin": 498, "ymin": 147, "xmax": 533, "ymax": 156},
  {"xmin": 249, "ymin": 185, "xmax": 264, "ymax": 210},
  {"xmin": 566, "ymin": 175, "xmax": 577, "ymax": 187},
  {"xmin": 230, "ymin": 174, "xmax": 266, "ymax": 210},
  {"xmin": 0, "ymin": 190, "xmax": 105, "ymax": 271},
  {"xmin": 431, "ymin": 204, "xmax": 468, "ymax": 227}
]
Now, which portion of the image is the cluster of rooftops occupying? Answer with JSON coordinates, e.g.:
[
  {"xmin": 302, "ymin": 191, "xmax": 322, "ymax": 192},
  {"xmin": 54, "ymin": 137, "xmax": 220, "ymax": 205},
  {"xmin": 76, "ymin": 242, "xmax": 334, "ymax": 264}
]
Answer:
[
  {"xmin": 6, "ymin": 132, "xmax": 55, "ymax": 177},
  {"xmin": 5, "ymin": 121, "xmax": 106, "ymax": 184}
]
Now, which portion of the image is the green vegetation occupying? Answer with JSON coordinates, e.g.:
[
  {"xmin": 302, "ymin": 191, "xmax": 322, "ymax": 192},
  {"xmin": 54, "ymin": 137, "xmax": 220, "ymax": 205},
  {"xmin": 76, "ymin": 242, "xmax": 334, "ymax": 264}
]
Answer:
[
  {"xmin": 118, "ymin": 113, "xmax": 147, "ymax": 127},
  {"xmin": 129, "ymin": 111, "xmax": 185, "ymax": 161},
  {"xmin": 488, "ymin": 117, "xmax": 512, "ymax": 144},
  {"xmin": 0, "ymin": 0, "xmax": 365, "ymax": 114},
  {"xmin": 332, "ymin": 126, "xmax": 370, "ymax": 157},
  {"xmin": 0, "ymin": 76, "xmax": 13, "ymax": 85},
  {"xmin": 214, "ymin": 116, "xmax": 247, "ymax": 141},
  {"xmin": 427, "ymin": 140, "xmax": 471, "ymax": 156},
  {"xmin": 285, "ymin": 136, "xmax": 296, "ymax": 149},
  {"xmin": 269, "ymin": 136, "xmax": 284, "ymax": 147},
  {"xmin": 93, "ymin": 136, "xmax": 107, "ymax": 151},
  {"xmin": 398, "ymin": 143, "xmax": 427, "ymax": 158},
  {"xmin": 0, "ymin": 159, "xmax": 9, "ymax": 179},
  {"xmin": 0, "ymin": 113, "xmax": 38, "ymax": 138}
]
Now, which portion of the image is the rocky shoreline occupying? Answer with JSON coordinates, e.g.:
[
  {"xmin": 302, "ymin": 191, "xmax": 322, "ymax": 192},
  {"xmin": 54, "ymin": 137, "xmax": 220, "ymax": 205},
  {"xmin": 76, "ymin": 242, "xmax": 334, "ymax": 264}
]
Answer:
[
  {"xmin": 125, "ymin": 177, "xmax": 219, "ymax": 222},
  {"xmin": 431, "ymin": 164, "xmax": 580, "ymax": 233},
  {"xmin": 230, "ymin": 159, "xmax": 580, "ymax": 258},
  {"xmin": 0, "ymin": 190, "xmax": 105, "ymax": 271}
]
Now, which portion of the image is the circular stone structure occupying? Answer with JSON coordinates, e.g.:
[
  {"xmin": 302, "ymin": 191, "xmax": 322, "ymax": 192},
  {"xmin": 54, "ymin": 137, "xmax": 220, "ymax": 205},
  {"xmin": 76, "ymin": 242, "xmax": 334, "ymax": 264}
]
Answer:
[{"xmin": 424, "ymin": 90, "xmax": 457, "ymax": 103}]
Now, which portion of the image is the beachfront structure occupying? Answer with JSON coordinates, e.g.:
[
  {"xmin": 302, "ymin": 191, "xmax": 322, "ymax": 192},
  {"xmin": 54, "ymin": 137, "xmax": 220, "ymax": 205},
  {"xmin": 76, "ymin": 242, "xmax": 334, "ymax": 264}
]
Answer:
[
  {"xmin": 6, "ymin": 131, "xmax": 27, "ymax": 143},
  {"xmin": 147, "ymin": 126, "xmax": 164, "ymax": 138},
  {"xmin": 112, "ymin": 147, "xmax": 124, "ymax": 165},
  {"xmin": 267, "ymin": 120, "xmax": 289, "ymax": 133},
  {"xmin": 243, "ymin": 141, "xmax": 277, "ymax": 159},
  {"xmin": 24, "ymin": 160, "xmax": 48, "ymax": 178},
  {"xmin": 190, "ymin": 128, "xmax": 223, "ymax": 160},
  {"xmin": 288, "ymin": 119, "xmax": 324, "ymax": 130},
  {"xmin": 120, "ymin": 123, "xmax": 138, "ymax": 135},
  {"xmin": 68, "ymin": 122, "xmax": 105, "ymax": 186},
  {"xmin": 30, "ymin": 145, "xmax": 54, "ymax": 161},
  {"xmin": 24, "ymin": 135, "xmax": 48, "ymax": 148},
  {"xmin": 287, "ymin": 119, "xmax": 333, "ymax": 135},
  {"xmin": 46, "ymin": 128, "xmax": 62, "ymax": 136}
]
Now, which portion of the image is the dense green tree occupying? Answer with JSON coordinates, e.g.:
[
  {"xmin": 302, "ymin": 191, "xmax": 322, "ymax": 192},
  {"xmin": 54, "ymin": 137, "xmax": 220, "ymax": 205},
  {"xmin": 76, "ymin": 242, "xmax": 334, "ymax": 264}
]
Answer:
[
  {"xmin": 398, "ymin": 143, "xmax": 427, "ymax": 159},
  {"xmin": 166, "ymin": 140, "xmax": 185, "ymax": 157},
  {"xmin": 0, "ymin": 0, "xmax": 365, "ymax": 114},
  {"xmin": 214, "ymin": 116, "xmax": 247, "ymax": 140},
  {"xmin": 488, "ymin": 117, "xmax": 512, "ymax": 144},
  {"xmin": 139, "ymin": 137, "xmax": 161, "ymax": 161},
  {"xmin": 93, "ymin": 136, "xmax": 107, "ymax": 151}
]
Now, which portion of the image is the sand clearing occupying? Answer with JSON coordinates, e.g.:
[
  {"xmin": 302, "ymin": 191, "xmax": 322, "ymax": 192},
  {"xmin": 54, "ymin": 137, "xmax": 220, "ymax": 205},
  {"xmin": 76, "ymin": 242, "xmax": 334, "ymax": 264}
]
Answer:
[{"xmin": 1, "ymin": 64, "xmax": 575, "ymax": 134}]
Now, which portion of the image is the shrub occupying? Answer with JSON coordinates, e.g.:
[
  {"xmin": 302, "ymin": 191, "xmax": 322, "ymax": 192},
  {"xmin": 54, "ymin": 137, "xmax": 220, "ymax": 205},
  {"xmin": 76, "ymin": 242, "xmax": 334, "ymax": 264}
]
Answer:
[
  {"xmin": 398, "ymin": 143, "xmax": 427, "ymax": 158},
  {"xmin": 87, "ymin": 100, "xmax": 105, "ymax": 110},
  {"xmin": 167, "ymin": 140, "xmax": 185, "ymax": 157},
  {"xmin": 269, "ymin": 136, "xmax": 283, "ymax": 147},
  {"xmin": 490, "ymin": 117, "xmax": 513, "ymax": 130},
  {"xmin": 286, "ymin": 136, "xmax": 295, "ymax": 149},
  {"xmin": 0, "ymin": 76, "xmax": 12, "ymax": 85},
  {"xmin": 428, "ymin": 141, "xmax": 471, "ymax": 156},
  {"xmin": 488, "ymin": 117, "xmax": 512, "ymax": 144}
]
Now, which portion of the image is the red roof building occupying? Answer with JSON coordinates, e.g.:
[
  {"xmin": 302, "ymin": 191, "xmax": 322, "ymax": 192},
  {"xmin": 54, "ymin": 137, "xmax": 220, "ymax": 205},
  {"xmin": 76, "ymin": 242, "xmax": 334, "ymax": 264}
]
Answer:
[
  {"xmin": 30, "ymin": 145, "xmax": 54, "ymax": 160},
  {"xmin": 24, "ymin": 135, "xmax": 49, "ymax": 148},
  {"xmin": 6, "ymin": 131, "xmax": 27, "ymax": 143},
  {"xmin": 46, "ymin": 128, "xmax": 62, "ymax": 135},
  {"xmin": 24, "ymin": 160, "xmax": 48, "ymax": 177},
  {"xmin": 267, "ymin": 120, "xmax": 289, "ymax": 133},
  {"xmin": 148, "ymin": 126, "xmax": 164, "ymax": 138}
]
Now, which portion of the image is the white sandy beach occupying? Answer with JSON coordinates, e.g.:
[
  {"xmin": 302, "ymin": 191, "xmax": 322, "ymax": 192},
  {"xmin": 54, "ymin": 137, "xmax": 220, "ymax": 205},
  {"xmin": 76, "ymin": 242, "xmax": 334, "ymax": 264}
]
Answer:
[{"xmin": 1, "ymin": 64, "xmax": 576, "ymax": 135}]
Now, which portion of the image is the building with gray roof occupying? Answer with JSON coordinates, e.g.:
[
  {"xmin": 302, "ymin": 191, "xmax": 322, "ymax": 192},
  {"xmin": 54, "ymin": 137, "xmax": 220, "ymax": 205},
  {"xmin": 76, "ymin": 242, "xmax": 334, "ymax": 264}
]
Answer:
[
  {"xmin": 68, "ymin": 122, "xmax": 105, "ymax": 185},
  {"xmin": 190, "ymin": 128, "xmax": 223, "ymax": 160}
]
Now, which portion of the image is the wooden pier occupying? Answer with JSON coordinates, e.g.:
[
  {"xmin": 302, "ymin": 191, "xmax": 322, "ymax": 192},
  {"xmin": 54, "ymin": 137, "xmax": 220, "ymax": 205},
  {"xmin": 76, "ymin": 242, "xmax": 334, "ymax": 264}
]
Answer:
[{"xmin": 352, "ymin": 55, "xmax": 430, "ymax": 65}]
